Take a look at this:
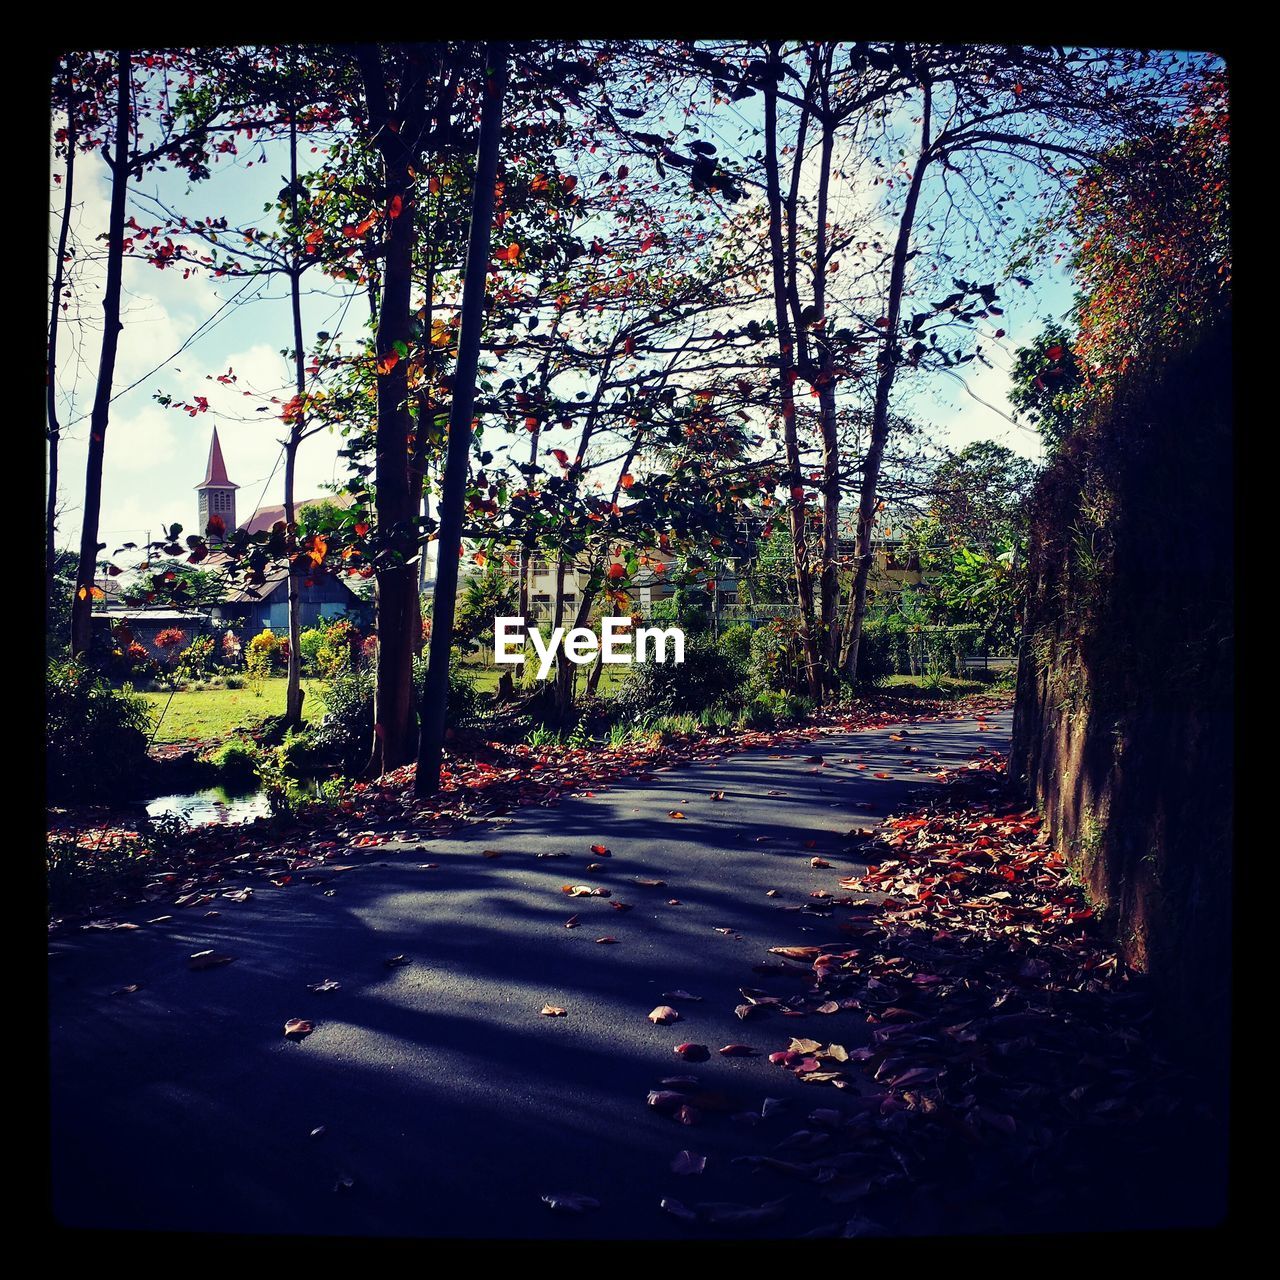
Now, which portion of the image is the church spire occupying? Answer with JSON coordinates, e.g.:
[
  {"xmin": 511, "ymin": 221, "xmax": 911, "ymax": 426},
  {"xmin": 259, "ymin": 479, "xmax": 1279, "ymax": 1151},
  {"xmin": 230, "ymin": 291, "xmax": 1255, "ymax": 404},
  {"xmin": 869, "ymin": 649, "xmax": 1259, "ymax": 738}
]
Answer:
[
  {"xmin": 196, "ymin": 426, "xmax": 239, "ymax": 538},
  {"xmin": 196, "ymin": 426, "xmax": 238, "ymax": 490}
]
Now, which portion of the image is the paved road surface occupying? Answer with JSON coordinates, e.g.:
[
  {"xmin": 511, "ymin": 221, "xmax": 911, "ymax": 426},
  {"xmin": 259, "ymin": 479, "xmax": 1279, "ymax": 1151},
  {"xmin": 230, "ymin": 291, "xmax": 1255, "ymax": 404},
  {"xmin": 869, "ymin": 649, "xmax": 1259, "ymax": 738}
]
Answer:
[{"xmin": 49, "ymin": 709, "xmax": 1011, "ymax": 1239}]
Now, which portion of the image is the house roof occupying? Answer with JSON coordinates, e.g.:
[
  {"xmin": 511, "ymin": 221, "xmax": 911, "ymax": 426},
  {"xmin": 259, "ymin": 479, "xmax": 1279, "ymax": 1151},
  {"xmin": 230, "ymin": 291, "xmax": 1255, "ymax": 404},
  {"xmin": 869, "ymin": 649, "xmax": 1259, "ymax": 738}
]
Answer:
[
  {"xmin": 91, "ymin": 609, "xmax": 209, "ymax": 623},
  {"xmin": 195, "ymin": 427, "xmax": 238, "ymax": 490},
  {"xmin": 241, "ymin": 491, "xmax": 355, "ymax": 536}
]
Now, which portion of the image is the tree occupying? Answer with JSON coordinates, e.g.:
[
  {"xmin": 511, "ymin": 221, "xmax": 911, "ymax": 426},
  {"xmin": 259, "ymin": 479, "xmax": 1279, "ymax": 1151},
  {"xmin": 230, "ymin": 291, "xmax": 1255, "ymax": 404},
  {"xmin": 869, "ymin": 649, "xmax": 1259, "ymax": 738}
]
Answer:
[
  {"xmin": 1009, "ymin": 323, "xmax": 1083, "ymax": 454},
  {"xmin": 417, "ymin": 42, "xmax": 509, "ymax": 795},
  {"xmin": 69, "ymin": 50, "xmax": 131, "ymax": 657},
  {"xmin": 929, "ymin": 441, "xmax": 1038, "ymax": 548},
  {"xmin": 61, "ymin": 48, "xmax": 302, "ymax": 655}
]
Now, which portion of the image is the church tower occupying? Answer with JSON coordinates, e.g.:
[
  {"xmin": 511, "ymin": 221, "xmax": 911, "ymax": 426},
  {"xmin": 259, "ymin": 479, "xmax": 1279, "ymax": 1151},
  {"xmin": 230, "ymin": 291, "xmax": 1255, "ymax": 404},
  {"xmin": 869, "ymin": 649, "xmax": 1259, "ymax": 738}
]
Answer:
[{"xmin": 195, "ymin": 426, "xmax": 239, "ymax": 539}]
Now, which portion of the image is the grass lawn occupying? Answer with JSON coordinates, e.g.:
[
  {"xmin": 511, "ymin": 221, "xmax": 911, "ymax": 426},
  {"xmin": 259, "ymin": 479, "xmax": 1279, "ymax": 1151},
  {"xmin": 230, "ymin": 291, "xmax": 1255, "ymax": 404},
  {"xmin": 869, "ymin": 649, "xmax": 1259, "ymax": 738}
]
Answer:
[
  {"xmin": 138, "ymin": 677, "xmax": 321, "ymax": 744},
  {"xmin": 881, "ymin": 673, "xmax": 1010, "ymax": 699}
]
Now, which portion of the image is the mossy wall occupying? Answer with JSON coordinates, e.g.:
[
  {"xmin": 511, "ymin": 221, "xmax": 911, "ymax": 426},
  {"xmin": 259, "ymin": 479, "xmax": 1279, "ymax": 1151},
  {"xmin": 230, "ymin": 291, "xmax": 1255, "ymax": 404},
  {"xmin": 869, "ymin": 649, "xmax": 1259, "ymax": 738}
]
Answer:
[{"xmin": 1011, "ymin": 320, "xmax": 1232, "ymax": 1077}]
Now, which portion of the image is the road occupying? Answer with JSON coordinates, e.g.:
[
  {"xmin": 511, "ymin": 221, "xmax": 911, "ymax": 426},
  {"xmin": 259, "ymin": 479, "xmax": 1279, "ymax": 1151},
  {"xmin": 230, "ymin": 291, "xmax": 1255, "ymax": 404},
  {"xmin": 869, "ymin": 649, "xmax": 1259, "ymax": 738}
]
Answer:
[{"xmin": 48, "ymin": 708, "xmax": 1011, "ymax": 1239}]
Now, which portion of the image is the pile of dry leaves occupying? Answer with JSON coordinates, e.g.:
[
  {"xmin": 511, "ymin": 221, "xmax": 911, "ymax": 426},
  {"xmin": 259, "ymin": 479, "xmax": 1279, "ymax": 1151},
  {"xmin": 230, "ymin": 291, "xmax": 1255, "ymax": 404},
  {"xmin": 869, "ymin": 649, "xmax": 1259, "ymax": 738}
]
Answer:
[{"xmin": 646, "ymin": 754, "xmax": 1225, "ymax": 1237}]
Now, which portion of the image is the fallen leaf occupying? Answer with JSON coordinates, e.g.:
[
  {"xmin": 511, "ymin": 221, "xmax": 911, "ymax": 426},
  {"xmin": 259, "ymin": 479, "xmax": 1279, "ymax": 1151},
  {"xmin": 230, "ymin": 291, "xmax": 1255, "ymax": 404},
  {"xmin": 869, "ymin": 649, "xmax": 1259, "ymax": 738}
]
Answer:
[
  {"xmin": 540, "ymin": 1005, "xmax": 568, "ymax": 1016},
  {"xmin": 660, "ymin": 1197, "xmax": 698, "ymax": 1222},
  {"xmin": 384, "ymin": 955, "xmax": 410, "ymax": 968},
  {"xmin": 648, "ymin": 1090, "xmax": 686, "ymax": 1113},
  {"xmin": 668, "ymin": 811, "xmax": 687, "ymax": 820},
  {"xmin": 284, "ymin": 1019, "xmax": 314, "ymax": 1039},
  {"xmin": 542, "ymin": 1192, "xmax": 600, "ymax": 1213},
  {"xmin": 308, "ymin": 979, "xmax": 341, "ymax": 993},
  {"xmin": 674, "ymin": 1043, "xmax": 710, "ymax": 1061},
  {"xmin": 718, "ymin": 1044, "xmax": 757, "ymax": 1056},
  {"xmin": 650, "ymin": 1005, "xmax": 681, "ymax": 1024},
  {"xmin": 595, "ymin": 936, "xmax": 619, "ymax": 945},
  {"xmin": 188, "ymin": 950, "xmax": 233, "ymax": 971},
  {"xmin": 110, "ymin": 984, "xmax": 140, "ymax": 996},
  {"xmin": 590, "ymin": 844, "xmax": 611, "ymax": 856},
  {"xmin": 671, "ymin": 1151, "xmax": 707, "ymax": 1176},
  {"xmin": 662, "ymin": 990, "xmax": 703, "ymax": 1002}
]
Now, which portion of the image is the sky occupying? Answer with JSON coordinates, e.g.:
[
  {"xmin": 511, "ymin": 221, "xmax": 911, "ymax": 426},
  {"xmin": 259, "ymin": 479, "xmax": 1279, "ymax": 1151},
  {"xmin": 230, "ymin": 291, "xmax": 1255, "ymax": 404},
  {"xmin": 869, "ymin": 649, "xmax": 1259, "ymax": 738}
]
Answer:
[{"xmin": 48, "ymin": 49, "xmax": 1076, "ymax": 561}]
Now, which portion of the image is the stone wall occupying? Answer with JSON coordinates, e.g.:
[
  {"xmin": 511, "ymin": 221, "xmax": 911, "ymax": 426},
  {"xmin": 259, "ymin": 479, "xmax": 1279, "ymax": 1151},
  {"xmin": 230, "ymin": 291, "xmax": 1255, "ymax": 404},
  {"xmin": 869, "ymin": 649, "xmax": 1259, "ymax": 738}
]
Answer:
[{"xmin": 1011, "ymin": 320, "xmax": 1233, "ymax": 1078}]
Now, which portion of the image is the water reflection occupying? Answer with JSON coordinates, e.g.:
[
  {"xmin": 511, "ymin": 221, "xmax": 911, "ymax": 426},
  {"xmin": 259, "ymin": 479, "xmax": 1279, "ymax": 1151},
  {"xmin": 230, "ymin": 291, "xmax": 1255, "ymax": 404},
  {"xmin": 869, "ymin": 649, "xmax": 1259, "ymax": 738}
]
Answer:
[{"xmin": 145, "ymin": 786, "xmax": 272, "ymax": 827}]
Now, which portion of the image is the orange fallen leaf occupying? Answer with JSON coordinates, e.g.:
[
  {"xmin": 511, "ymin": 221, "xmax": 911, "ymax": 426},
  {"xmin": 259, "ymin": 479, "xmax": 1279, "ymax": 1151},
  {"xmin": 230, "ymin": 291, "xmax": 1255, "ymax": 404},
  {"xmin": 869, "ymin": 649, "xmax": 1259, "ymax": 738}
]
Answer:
[
  {"xmin": 284, "ymin": 1019, "xmax": 314, "ymax": 1039},
  {"xmin": 649, "ymin": 1006, "xmax": 680, "ymax": 1024},
  {"xmin": 541, "ymin": 1005, "xmax": 568, "ymax": 1016}
]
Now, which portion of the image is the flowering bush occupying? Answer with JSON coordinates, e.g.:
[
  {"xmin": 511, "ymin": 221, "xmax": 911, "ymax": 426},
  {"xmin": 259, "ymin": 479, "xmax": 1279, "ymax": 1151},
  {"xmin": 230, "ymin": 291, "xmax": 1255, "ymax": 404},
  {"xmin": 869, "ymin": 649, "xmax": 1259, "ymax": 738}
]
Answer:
[
  {"xmin": 245, "ymin": 629, "xmax": 281, "ymax": 682},
  {"xmin": 300, "ymin": 619, "xmax": 359, "ymax": 678},
  {"xmin": 221, "ymin": 631, "xmax": 242, "ymax": 666},
  {"xmin": 174, "ymin": 634, "xmax": 216, "ymax": 682},
  {"xmin": 154, "ymin": 628, "xmax": 187, "ymax": 664}
]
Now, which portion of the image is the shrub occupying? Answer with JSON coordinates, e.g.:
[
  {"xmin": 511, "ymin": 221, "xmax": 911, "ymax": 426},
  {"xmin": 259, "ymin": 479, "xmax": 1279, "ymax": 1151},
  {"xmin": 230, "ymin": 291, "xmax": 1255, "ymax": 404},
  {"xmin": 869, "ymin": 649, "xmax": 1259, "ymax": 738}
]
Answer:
[
  {"xmin": 611, "ymin": 636, "xmax": 742, "ymax": 722},
  {"xmin": 207, "ymin": 738, "xmax": 259, "ymax": 789},
  {"xmin": 312, "ymin": 655, "xmax": 478, "ymax": 772},
  {"xmin": 718, "ymin": 622, "xmax": 754, "ymax": 668},
  {"xmin": 47, "ymin": 830, "xmax": 154, "ymax": 914},
  {"xmin": 299, "ymin": 626, "xmax": 326, "ymax": 676},
  {"xmin": 855, "ymin": 616, "xmax": 898, "ymax": 683},
  {"xmin": 174, "ymin": 635, "xmax": 216, "ymax": 682},
  {"xmin": 245, "ymin": 628, "xmax": 281, "ymax": 682},
  {"xmin": 747, "ymin": 619, "xmax": 806, "ymax": 694},
  {"xmin": 300, "ymin": 619, "xmax": 359, "ymax": 679},
  {"xmin": 155, "ymin": 628, "xmax": 187, "ymax": 658},
  {"xmin": 740, "ymin": 688, "xmax": 811, "ymax": 729},
  {"xmin": 46, "ymin": 659, "xmax": 153, "ymax": 803},
  {"xmin": 220, "ymin": 630, "xmax": 243, "ymax": 667}
]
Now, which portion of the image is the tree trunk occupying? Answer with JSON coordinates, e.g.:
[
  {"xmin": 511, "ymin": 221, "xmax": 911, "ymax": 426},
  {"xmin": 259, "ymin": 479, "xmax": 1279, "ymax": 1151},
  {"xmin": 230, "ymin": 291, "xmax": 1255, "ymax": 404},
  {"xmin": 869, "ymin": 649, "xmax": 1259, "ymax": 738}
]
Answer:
[
  {"xmin": 844, "ymin": 84, "xmax": 932, "ymax": 682},
  {"xmin": 283, "ymin": 94, "xmax": 306, "ymax": 729},
  {"xmin": 70, "ymin": 51, "xmax": 130, "ymax": 659},
  {"xmin": 47, "ymin": 90, "xmax": 75, "ymax": 618},
  {"xmin": 816, "ymin": 378, "xmax": 842, "ymax": 689},
  {"xmin": 763, "ymin": 46, "xmax": 820, "ymax": 700},
  {"xmin": 355, "ymin": 47, "xmax": 429, "ymax": 777},
  {"xmin": 416, "ymin": 42, "xmax": 508, "ymax": 795}
]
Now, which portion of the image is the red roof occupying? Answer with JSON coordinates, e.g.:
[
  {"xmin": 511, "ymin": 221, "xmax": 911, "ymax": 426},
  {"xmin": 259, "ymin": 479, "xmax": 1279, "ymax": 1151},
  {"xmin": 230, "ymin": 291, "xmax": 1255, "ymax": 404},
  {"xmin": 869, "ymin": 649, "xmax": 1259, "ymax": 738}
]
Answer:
[
  {"xmin": 195, "ymin": 427, "xmax": 238, "ymax": 490},
  {"xmin": 242, "ymin": 492, "xmax": 355, "ymax": 536}
]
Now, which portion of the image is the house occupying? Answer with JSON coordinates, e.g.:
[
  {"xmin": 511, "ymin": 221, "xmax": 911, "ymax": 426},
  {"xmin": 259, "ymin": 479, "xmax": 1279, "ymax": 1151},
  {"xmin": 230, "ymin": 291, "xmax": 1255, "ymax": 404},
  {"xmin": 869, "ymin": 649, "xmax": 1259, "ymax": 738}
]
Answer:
[
  {"xmin": 195, "ymin": 427, "xmax": 372, "ymax": 634},
  {"xmin": 93, "ymin": 428, "xmax": 372, "ymax": 649}
]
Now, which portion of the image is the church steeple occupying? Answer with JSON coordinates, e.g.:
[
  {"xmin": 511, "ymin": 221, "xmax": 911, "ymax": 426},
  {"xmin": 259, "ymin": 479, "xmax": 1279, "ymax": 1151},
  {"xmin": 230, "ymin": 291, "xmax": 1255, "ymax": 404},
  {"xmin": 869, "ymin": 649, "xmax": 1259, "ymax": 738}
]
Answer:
[{"xmin": 195, "ymin": 426, "xmax": 239, "ymax": 538}]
